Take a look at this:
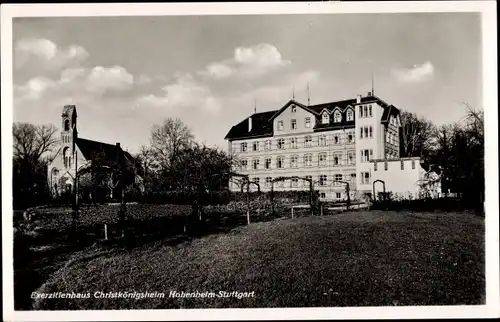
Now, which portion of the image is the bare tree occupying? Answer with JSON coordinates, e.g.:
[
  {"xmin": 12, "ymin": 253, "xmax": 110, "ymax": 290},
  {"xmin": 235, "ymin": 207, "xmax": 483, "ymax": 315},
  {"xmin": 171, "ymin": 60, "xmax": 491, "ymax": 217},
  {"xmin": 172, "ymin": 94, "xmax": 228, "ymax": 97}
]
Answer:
[
  {"xmin": 399, "ymin": 111, "xmax": 437, "ymax": 157},
  {"xmin": 12, "ymin": 122, "xmax": 59, "ymax": 208},
  {"xmin": 150, "ymin": 118, "xmax": 194, "ymax": 170},
  {"xmin": 13, "ymin": 123, "xmax": 59, "ymax": 165}
]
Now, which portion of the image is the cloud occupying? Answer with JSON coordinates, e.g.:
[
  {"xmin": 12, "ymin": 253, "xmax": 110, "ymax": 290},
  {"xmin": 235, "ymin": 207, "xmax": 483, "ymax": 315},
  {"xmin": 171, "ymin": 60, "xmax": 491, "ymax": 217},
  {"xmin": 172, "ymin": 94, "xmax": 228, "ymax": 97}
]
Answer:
[
  {"xmin": 85, "ymin": 66, "xmax": 134, "ymax": 94},
  {"xmin": 14, "ymin": 65, "xmax": 135, "ymax": 105},
  {"xmin": 199, "ymin": 43, "xmax": 291, "ymax": 80},
  {"xmin": 14, "ymin": 38, "xmax": 89, "ymax": 71},
  {"xmin": 134, "ymin": 73, "xmax": 221, "ymax": 113},
  {"xmin": 392, "ymin": 61, "xmax": 435, "ymax": 83}
]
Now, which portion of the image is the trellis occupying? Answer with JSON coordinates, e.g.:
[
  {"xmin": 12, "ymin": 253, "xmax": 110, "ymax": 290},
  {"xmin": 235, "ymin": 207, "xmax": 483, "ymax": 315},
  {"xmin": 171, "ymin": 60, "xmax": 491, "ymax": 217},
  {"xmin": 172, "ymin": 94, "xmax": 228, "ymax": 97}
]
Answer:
[{"xmin": 270, "ymin": 176, "xmax": 315, "ymax": 216}]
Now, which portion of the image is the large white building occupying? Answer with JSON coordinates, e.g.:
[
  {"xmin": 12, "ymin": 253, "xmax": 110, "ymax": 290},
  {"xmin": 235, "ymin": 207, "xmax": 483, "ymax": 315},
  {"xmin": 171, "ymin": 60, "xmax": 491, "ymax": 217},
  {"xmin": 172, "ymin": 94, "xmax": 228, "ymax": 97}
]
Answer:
[{"xmin": 224, "ymin": 93, "xmax": 440, "ymax": 201}]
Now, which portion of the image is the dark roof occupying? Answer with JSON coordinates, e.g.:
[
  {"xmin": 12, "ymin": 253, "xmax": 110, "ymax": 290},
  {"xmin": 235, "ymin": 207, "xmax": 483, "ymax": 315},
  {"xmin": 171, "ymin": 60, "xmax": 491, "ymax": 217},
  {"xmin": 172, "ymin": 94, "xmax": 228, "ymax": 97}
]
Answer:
[
  {"xmin": 224, "ymin": 95, "xmax": 399, "ymax": 140},
  {"xmin": 62, "ymin": 105, "xmax": 77, "ymax": 117},
  {"xmin": 76, "ymin": 138, "xmax": 139, "ymax": 169},
  {"xmin": 224, "ymin": 110, "xmax": 276, "ymax": 140}
]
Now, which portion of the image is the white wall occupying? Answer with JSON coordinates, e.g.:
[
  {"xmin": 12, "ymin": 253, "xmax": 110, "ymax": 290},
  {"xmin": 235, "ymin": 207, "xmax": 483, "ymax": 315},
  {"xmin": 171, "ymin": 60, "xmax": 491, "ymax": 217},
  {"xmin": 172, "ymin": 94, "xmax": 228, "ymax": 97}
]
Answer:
[{"xmin": 370, "ymin": 158, "xmax": 425, "ymax": 198}]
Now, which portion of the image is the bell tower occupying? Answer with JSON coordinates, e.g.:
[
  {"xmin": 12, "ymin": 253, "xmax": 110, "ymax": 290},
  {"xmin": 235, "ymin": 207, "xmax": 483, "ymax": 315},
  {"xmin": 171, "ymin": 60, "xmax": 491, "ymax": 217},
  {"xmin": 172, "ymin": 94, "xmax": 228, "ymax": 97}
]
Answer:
[{"xmin": 61, "ymin": 105, "xmax": 77, "ymax": 168}]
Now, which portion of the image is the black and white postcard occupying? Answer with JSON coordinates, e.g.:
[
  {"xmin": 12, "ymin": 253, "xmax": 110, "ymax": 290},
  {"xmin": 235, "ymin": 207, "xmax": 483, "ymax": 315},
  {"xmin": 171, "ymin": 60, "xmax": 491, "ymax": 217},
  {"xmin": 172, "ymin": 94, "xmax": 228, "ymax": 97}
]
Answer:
[{"xmin": 2, "ymin": 1, "xmax": 498, "ymax": 321}]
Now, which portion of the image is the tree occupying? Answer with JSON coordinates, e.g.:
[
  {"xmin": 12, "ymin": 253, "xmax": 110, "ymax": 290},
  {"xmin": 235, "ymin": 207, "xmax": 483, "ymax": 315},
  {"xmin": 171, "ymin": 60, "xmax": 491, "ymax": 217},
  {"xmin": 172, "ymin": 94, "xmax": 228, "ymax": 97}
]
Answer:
[
  {"xmin": 150, "ymin": 118, "xmax": 194, "ymax": 170},
  {"xmin": 12, "ymin": 123, "xmax": 59, "ymax": 208},
  {"xmin": 399, "ymin": 111, "xmax": 437, "ymax": 157},
  {"xmin": 169, "ymin": 143, "xmax": 233, "ymax": 219}
]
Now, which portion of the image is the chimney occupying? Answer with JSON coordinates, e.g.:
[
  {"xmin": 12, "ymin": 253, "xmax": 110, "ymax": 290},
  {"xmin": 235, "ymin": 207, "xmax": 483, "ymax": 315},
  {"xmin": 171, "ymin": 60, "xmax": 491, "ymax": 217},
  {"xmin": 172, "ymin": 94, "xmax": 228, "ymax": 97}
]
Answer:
[
  {"xmin": 367, "ymin": 91, "xmax": 372, "ymax": 97},
  {"xmin": 356, "ymin": 94, "xmax": 362, "ymax": 103},
  {"xmin": 116, "ymin": 142, "xmax": 121, "ymax": 149},
  {"xmin": 248, "ymin": 117, "xmax": 252, "ymax": 132}
]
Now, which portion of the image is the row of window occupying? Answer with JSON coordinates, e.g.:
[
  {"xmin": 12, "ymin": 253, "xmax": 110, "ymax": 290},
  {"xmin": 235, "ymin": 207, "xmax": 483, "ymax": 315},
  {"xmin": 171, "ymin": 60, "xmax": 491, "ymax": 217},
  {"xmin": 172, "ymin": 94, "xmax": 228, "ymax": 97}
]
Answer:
[
  {"xmin": 386, "ymin": 131, "xmax": 398, "ymax": 145},
  {"xmin": 240, "ymin": 133, "xmax": 356, "ymax": 152},
  {"xmin": 359, "ymin": 104, "xmax": 373, "ymax": 118},
  {"xmin": 277, "ymin": 117, "xmax": 312, "ymax": 131},
  {"xmin": 321, "ymin": 109, "xmax": 354, "ymax": 124},
  {"xmin": 62, "ymin": 136, "xmax": 72, "ymax": 144},
  {"xmin": 373, "ymin": 160, "xmax": 416, "ymax": 171},
  {"xmin": 360, "ymin": 126, "xmax": 373, "ymax": 139},
  {"xmin": 240, "ymin": 152, "xmax": 358, "ymax": 170},
  {"xmin": 248, "ymin": 173, "xmax": 357, "ymax": 188}
]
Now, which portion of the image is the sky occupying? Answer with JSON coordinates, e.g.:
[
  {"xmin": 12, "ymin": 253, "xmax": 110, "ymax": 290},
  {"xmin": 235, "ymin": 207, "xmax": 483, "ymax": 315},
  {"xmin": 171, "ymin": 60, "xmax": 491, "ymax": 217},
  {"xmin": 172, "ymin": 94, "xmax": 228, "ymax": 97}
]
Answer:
[{"xmin": 12, "ymin": 13, "xmax": 482, "ymax": 154}]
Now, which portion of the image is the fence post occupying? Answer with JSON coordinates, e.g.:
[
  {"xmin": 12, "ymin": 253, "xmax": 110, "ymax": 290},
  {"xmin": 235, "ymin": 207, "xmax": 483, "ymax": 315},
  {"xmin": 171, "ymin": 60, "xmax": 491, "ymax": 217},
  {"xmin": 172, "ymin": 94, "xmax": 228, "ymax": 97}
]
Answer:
[
  {"xmin": 291, "ymin": 206, "xmax": 294, "ymax": 219},
  {"xmin": 320, "ymin": 204, "xmax": 323, "ymax": 216},
  {"xmin": 104, "ymin": 224, "xmax": 108, "ymax": 240}
]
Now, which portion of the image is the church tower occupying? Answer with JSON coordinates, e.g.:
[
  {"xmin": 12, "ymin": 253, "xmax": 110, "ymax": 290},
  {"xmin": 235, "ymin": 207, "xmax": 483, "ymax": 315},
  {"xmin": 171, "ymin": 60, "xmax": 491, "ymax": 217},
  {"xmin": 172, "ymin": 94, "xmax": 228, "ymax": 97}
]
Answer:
[{"xmin": 61, "ymin": 105, "xmax": 77, "ymax": 169}]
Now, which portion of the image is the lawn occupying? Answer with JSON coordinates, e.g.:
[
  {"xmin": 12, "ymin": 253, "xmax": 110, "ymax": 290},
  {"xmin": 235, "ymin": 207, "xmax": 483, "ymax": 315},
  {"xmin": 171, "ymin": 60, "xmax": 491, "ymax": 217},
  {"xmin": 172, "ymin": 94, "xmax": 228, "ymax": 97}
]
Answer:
[{"xmin": 31, "ymin": 210, "xmax": 485, "ymax": 309}]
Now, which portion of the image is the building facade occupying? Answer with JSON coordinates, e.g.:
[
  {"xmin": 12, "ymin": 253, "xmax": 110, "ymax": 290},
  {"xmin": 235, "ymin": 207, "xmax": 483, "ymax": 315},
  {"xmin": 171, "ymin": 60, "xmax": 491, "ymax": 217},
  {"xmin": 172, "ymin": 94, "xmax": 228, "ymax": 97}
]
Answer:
[{"xmin": 224, "ymin": 93, "xmax": 439, "ymax": 201}]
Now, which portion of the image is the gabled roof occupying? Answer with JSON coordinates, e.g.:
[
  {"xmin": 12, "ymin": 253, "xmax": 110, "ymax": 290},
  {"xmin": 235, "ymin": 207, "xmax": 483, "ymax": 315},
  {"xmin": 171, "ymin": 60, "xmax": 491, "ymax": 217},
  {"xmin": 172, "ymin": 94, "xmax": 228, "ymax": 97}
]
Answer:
[
  {"xmin": 76, "ymin": 138, "xmax": 139, "ymax": 170},
  {"xmin": 224, "ymin": 95, "xmax": 400, "ymax": 140}
]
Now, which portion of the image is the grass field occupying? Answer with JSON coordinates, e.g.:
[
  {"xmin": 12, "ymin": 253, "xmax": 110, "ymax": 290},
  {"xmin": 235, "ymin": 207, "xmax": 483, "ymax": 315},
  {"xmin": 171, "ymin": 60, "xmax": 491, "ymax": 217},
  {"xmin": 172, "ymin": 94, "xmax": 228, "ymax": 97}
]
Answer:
[{"xmin": 31, "ymin": 210, "xmax": 484, "ymax": 309}]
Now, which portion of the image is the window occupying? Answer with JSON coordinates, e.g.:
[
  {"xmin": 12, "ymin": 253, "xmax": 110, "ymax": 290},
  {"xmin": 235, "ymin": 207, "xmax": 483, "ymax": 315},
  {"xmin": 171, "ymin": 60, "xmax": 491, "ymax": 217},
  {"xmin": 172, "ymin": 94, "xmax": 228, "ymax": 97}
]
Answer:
[
  {"xmin": 319, "ymin": 135, "xmax": 327, "ymax": 146},
  {"xmin": 253, "ymin": 159, "xmax": 260, "ymax": 170},
  {"xmin": 412, "ymin": 160, "xmax": 416, "ymax": 169},
  {"xmin": 291, "ymin": 155, "xmax": 299, "ymax": 168},
  {"xmin": 291, "ymin": 105, "xmax": 297, "ymax": 113},
  {"xmin": 278, "ymin": 120, "xmax": 284, "ymax": 131},
  {"xmin": 240, "ymin": 142, "xmax": 247, "ymax": 152},
  {"xmin": 320, "ymin": 192, "xmax": 326, "ymax": 199},
  {"xmin": 319, "ymin": 175, "xmax": 328, "ymax": 186},
  {"xmin": 291, "ymin": 178, "xmax": 299, "ymax": 188},
  {"xmin": 347, "ymin": 133, "xmax": 354, "ymax": 143},
  {"xmin": 359, "ymin": 106, "xmax": 363, "ymax": 118},
  {"xmin": 63, "ymin": 147, "xmax": 70, "ymax": 168},
  {"xmin": 384, "ymin": 161, "xmax": 388, "ymax": 171},
  {"xmin": 253, "ymin": 177, "xmax": 260, "ymax": 185},
  {"xmin": 348, "ymin": 152, "xmax": 355, "ymax": 165},
  {"xmin": 336, "ymin": 192, "xmax": 342, "ymax": 199},
  {"xmin": 318, "ymin": 153, "xmax": 327, "ymax": 166},
  {"xmin": 334, "ymin": 110, "xmax": 342, "ymax": 123},
  {"xmin": 278, "ymin": 180, "xmax": 284, "ymax": 188},
  {"xmin": 240, "ymin": 159, "xmax": 248, "ymax": 170},
  {"xmin": 374, "ymin": 162, "xmax": 378, "ymax": 171},
  {"xmin": 334, "ymin": 154, "xmax": 341, "ymax": 166},
  {"xmin": 304, "ymin": 154, "xmax": 312, "ymax": 167},
  {"xmin": 305, "ymin": 135, "xmax": 312, "ymax": 147},
  {"xmin": 253, "ymin": 141, "xmax": 259, "ymax": 151},
  {"xmin": 333, "ymin": 134, "xmax": 339, "ymax": 144},
  {"xmin": 363, "ymin": 105, "xmax": 368, "ymax": 117},
  {"xmin": 360, "ymin": 149, "xmax": 373, "ymax": 162},
  {"xmin": 386, "ymin": 132, "xmax": 390, "ymax": 143},
  {"xmin": 305, "ymin": 117, "xmax": 311, "ymax": 128},
  {"xmin": 265, "ymin": 177, "xmax": 272, "ymax": 187},
  {"xmin": 322, "ymin": 112, "xmax": 329, "ymax": 124},
  {"xmin": 64, "ymin": 119, "xmax": 70, "ymax": 131},
  {"xmin": 369, "ymin": 126, "xmax": 373, "ymax": 138},
  {"xmin": 265, "ymin": 140, "xmax": 271, "ymax": 150},
  {"xmin": 351, "ymin": 173, "xmax": 356, "ymax": 179},
  {"xmin": 360, "ymin": 127, "xmax": 364, "ymax": 139},
  {"xmin": 305, "ymin": 175, "xmax": 312, "ymax": 184},
  {"xmin": 290, "ymin": 137, "xmax": 297, "ymax": 149},
  {"xmin": 265, "ymin": 157, "xmax": 272, "ymax": 169},
  {"xmin": 335, "ymin": 174, "xmax": 343, "ymax": 181},
  {"xmin": 364, "ymin": 127, "xmax": 369, "ymax": 139},
  {"xmin": 401, "ymin": 160, "xmax": 404, "ymax": 170},
  {"xmin": 291, "ymin": 119, "xmax": 297, "ymax": 130},
  {"xmin": 368, "ymin": 105, "xmax": 372, "ymax": 117},
  {"xmin": 347, "ymin": 109, "xmax": 354, "ymax": 121},
  {"xmin": 361, "ymin": 172, "xmax": 371, "ymax": 184},
  {"xmin": 277, "ymin": 138, "xmax": 285, "ymax": 150},
  {"xmin": 276, "ymin": 156, "xmax": 284, "ymax": 169}
]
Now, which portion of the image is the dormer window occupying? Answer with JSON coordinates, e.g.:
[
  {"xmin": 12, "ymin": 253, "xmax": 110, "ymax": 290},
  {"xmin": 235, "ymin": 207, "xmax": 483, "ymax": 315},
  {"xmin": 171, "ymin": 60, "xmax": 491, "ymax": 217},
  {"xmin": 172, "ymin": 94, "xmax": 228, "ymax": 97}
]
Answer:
[
  {"xmin": 334, "ymin": 110, "xmax": 342, "ymax": 123},
  {"xmin": 322, "ymin": 112, "xmax": 329, "ymax": 124},
  {"xmin": 346, "ymin": 109, "xmax": 354, "ymax": 121}
]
